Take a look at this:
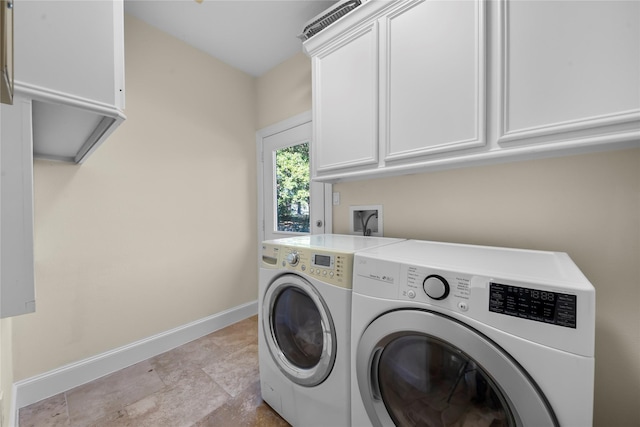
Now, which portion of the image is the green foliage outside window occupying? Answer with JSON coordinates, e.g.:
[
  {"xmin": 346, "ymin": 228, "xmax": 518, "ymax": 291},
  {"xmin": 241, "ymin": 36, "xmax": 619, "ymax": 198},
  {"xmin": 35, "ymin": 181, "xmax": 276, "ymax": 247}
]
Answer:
[{"xmin": 276, "ymin": 143, "xmax": 310, "ymax": 232}]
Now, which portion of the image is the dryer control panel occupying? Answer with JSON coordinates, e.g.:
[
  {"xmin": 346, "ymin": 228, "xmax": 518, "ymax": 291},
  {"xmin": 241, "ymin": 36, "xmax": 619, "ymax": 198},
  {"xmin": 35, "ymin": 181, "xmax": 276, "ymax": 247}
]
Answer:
[{"xmin": 262, "ymin": 243, "xmax": 354, "ymax": 289}]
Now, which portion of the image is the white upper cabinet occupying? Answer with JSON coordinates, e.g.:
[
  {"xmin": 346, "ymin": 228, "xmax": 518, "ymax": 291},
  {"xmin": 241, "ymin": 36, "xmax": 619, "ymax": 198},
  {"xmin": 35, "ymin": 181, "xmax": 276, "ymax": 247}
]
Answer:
[
  {"xmin": 304, "ymin": 0, "xmax": 639, "ymax": 182},
  {"xmin": 497, "ymin": 0, "xmax": 640, "ymax": 148},
  {"xmin": 383, "ymin": 0, "xmax": 485, "ymax": 161},
  {"xmin": 312, "ymin": 22, "xmax": 379, "ymax": 173},
  {"xmin": 13, "ymin": 0, "xmax": 125, "ymax": 163},
  {"xmin": 305, "ymin": 0, "xmax": 486, "ymax": 181}
]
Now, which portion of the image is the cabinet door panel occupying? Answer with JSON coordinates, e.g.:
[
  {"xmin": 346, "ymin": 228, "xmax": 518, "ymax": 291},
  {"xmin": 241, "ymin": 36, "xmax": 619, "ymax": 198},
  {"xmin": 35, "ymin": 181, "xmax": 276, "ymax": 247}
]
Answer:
[
  {"xmin": 499, "ymin": 0, "xmax": 640, "ymax": 140},
  {"xmin": 15, "ymin": 0, "xmax": 121, "ymax": 105},
  {"xmin": 313, "ymin": 23, "xmax": 378, "ymax": 173},
  {"xmin": 1, "ymin": 97, "xmax": 36, "ymax": 318},
  {"xmin": 384, "ymin": 0, "xmax": 485, "ymax": 160}
]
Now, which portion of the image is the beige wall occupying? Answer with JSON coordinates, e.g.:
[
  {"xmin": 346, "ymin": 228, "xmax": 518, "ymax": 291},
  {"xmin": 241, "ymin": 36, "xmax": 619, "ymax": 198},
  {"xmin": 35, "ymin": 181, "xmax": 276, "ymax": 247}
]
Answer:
[
  {"xmin": 12, "ymin": 15, "xmax": 258, "ymax": 380},
  {"xmin": 256, "ymin": 52, "xmax": 312, "ymax": 129},
  {"xmin": 10, "ymin": 12, "xmax": 315, "ymax": 389},
  {"xmin": 333, "ymin": 148, "xmax": 640, "ymax": 427}
]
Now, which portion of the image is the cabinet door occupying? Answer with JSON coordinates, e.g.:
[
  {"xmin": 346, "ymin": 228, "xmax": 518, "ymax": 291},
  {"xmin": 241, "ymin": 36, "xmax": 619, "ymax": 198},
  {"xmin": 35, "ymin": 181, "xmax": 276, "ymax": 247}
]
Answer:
[
  {"xmin": 13, "ymin": 0, "xmax": 126, "ymax": 163},
  {"xmin": 14, "ymin": 0, "xmax": 124, "ymax": 107},
  {"xmin": 383, "ymin": 0, "xmax": 485, "ymax": 161},
  {"xmin": 498, "ymin": 0, "xmax": 640, "ymax": 146},
  {"xmin": 1, "ymin": 97, "xmax": 35, "ymax": 318},
  {"xmin": 312, "ymin": 22, "xmax": 379, "ymax": 174}
]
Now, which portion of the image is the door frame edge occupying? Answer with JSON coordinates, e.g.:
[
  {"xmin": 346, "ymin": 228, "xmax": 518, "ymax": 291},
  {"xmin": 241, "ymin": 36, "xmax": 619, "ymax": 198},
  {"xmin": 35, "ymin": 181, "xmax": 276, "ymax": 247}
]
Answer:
[{"xmin": 256, "ymin": 111, "xmax": 332, "ymax": 264}]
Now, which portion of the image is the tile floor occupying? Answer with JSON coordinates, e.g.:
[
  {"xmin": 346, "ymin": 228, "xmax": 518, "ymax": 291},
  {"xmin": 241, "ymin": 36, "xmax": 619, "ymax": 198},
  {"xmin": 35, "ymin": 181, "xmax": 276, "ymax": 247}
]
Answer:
[{"xmin": 18, "ymin": 316, "xmax": 290, "ymax": 427}]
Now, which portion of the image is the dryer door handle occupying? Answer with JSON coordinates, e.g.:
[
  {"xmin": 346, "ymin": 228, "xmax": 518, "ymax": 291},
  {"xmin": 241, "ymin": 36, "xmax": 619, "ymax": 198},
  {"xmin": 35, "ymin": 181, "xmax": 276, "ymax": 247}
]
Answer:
[{"xmin": 370, "ymin": 347, "xmax": 383, "ymax": 401}]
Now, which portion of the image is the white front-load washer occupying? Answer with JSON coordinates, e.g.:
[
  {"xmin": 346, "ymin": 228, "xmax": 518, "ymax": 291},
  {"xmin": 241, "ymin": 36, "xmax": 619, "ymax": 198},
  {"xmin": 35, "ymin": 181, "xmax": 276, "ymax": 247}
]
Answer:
[
  {"xmin": 259, "ymin": 234, "xmax": 404, "ymax": 427},
  {"xmin": 351, "ymin": 240, "xmax": 595, "ymax": 427}
]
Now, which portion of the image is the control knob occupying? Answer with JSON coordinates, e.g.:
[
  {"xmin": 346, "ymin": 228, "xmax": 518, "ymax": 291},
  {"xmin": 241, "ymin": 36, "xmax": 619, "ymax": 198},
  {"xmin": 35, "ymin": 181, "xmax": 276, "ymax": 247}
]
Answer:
[
  {"xmin": 285, "ymin": 252, "xmax": 300, "ymax": 267},
  {"xmin": 423, "ymin": 275, "xmax": 450, "ymax": 300}
]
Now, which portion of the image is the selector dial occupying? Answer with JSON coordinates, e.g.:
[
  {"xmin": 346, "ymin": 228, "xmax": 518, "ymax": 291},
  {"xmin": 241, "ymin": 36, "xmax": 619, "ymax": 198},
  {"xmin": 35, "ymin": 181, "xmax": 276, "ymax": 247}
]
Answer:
[
  {"xmin": 285, "ymin": 252, "xmax": 300, "ymax": 267},
  {"xmin": 423, "ymin": 275, "xmax": 450, "ymax": 300}
]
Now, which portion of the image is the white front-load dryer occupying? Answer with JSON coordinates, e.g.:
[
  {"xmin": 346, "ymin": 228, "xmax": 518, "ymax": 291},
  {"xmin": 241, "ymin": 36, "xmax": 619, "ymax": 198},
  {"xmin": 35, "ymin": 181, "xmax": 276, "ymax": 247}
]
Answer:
[
  {"xmin": 259, "ymin": 234, "xmax": 404, "ymax": 427},
  {"xmin": 351, "ymin": 240, "xmax": 595, "ymax": 427}
]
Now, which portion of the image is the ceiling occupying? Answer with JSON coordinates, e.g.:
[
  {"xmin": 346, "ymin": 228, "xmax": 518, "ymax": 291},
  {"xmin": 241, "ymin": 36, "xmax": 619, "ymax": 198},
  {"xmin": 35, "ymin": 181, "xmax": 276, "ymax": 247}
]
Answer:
[{"xmin": 124, "ymin": 0, "xmax": 338, "ymax": 77}]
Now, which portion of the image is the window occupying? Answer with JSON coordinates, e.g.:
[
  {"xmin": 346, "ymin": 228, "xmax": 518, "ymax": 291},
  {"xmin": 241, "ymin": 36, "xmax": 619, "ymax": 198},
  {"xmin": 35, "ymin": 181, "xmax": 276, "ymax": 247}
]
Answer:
[{"xmin": 275, "ymin": 142, "xmax": 310, "ymax": 233}]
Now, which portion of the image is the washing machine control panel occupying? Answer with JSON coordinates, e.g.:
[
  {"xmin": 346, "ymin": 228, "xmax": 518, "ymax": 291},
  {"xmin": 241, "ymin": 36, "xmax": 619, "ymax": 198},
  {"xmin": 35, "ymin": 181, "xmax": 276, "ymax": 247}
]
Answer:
[
  {"xmin": 285, "ymin": 252, "xmax": 300, "ymax": 266},
  {"xmin": 354, "ymin": 241, "xmax": 595, "ymax": 357},
  {"xmin": 311, "ymin": 253, "xmax": 334, "ymax": 269},
  {"xmin": 423, "ymin": 275, "xmax": 450, "ymax": 300},
  {"xmin": 400, "ymin": 265, "xmax": 472, "ymax": 313},
  {"xmin": 261, "ymin": 243, "xmax": 354, "ymax": 289},
  {"xmin": 488, "ymin": 282, "xmax": 577, "ymax": 329}
]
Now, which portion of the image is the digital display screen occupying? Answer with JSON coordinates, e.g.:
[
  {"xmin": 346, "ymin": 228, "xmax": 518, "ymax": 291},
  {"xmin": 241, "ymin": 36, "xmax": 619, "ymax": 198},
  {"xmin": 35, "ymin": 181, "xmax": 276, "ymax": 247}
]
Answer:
[
  {"xmin": 489, "ymin": 282, "xmax": 577, "ymax": 328},
  {"xmin": 313, "ymin": 254, "xmax": 332, "ymax": 267}
]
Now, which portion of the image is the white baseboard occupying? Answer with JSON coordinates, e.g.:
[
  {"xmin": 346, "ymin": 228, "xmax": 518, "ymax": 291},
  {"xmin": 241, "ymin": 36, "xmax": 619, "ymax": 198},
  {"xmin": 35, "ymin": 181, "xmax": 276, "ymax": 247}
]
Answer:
[{"xmin": 11, "ymin": 300, "xmax": 258, "ymax": 425}]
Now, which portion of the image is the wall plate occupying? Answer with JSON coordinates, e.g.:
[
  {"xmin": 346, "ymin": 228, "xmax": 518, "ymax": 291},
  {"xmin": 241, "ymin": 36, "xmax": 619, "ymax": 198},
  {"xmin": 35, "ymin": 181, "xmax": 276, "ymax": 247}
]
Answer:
[{"xmin": 350, "ymin": 205, "xmax": 383, "ymax": 237}]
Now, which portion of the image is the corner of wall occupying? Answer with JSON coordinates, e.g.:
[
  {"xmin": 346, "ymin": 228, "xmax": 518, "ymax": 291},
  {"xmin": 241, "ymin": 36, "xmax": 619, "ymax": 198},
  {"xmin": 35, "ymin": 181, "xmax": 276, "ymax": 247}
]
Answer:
[{"xmin": 255, "ymin": 52, "xmax": 312, "ymax": 130}]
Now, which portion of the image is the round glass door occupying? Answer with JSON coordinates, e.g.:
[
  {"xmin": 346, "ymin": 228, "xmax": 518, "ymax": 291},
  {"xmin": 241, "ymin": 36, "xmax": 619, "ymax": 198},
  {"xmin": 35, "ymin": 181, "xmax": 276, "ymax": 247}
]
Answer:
[
  {"xmin": 272, "ymin": 286, "xmax": 323, "ymax": 368},
  {"xmin": 356, "ymin": 310, "xmax": 558, "ymax": 427},
  {"xmin": 377, "ymin": 335, "xmax": 513, "ymax": 426},
  {"xmin": 263, "ymin": 274, "xmax": 336, "ymax": 386}
]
